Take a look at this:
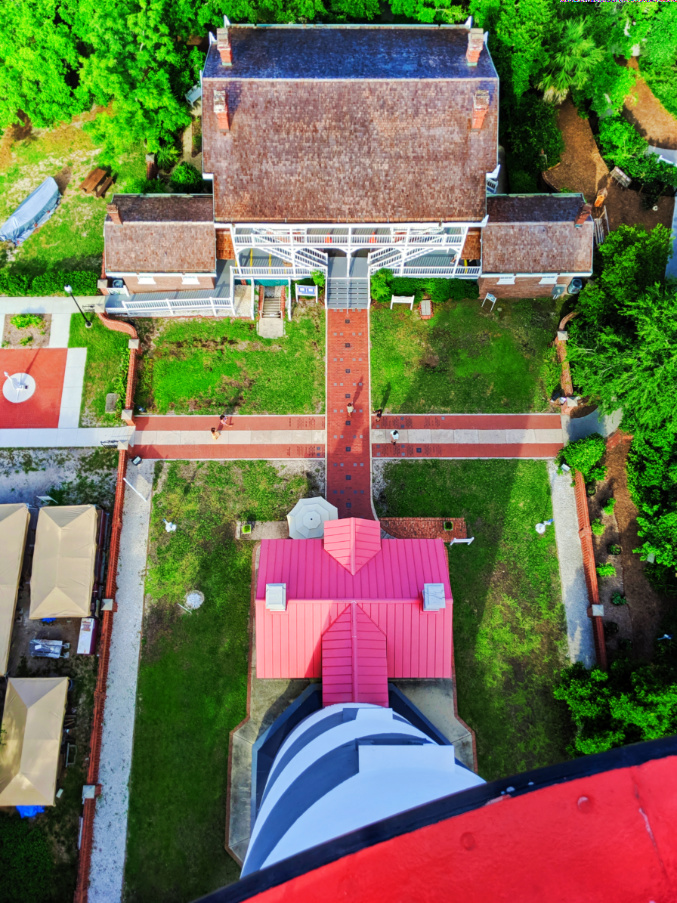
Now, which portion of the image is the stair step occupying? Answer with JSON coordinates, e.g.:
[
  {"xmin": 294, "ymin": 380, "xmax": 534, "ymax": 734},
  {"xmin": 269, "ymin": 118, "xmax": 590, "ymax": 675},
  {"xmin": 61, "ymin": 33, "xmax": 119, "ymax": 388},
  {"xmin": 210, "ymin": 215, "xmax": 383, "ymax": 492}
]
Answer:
[{"xmin": 326, "ymin": 277, "xmax": 370, "ymax": 310}]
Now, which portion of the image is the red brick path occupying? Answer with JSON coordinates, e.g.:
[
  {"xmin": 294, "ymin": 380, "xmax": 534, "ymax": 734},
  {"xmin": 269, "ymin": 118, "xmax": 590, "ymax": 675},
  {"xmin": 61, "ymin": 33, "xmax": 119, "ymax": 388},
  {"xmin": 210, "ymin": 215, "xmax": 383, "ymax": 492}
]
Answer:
[
  {"xmin": 375, "ymin": 413, "xmax": 562, "ymax": 430},
  {"xmin": 326, "ymin": 310, "xmax": 374, "ymax": 518},
  {"xmin": 373, "ymin": 443, "xmax": 563, "ymax": 460},
  {"xmin": 0, "ymin": 348, "xmax": 67, "ymax": 428},
  {"xmin": 139, "ymin": 444, "xmax": 324, "ymax": 460},
  {"xmin": 135, "ymin": 414, "xmax": 325, "ymax": 431}
]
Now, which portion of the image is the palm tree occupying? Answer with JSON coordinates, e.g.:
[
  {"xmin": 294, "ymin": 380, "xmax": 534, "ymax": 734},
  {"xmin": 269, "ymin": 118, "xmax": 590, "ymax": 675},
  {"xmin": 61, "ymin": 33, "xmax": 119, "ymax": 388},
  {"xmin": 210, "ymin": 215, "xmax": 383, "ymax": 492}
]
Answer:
[{"xmin": 539, "ymin": 19, "xmax": 605, "ymax": 104}]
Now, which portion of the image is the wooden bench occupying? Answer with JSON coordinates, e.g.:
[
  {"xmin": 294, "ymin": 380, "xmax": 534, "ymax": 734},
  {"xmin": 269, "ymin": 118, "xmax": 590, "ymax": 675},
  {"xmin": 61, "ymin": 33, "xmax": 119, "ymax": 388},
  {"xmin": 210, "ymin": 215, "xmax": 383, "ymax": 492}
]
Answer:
[
  {"xmin": 79, "ymin": 167, "xmax": 107, "ymax": 195},
  {"xmin": 95, "ymin": 176, "xmax": 114, "ymax": 198}
]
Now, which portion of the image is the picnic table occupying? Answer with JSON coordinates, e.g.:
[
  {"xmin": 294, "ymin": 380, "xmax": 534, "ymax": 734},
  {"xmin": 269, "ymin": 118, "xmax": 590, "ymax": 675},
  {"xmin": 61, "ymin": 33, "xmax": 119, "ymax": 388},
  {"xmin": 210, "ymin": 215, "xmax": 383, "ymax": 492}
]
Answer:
[{"xmin": 79, "ymin": 167, "xmax": 107, "ymax": 195}]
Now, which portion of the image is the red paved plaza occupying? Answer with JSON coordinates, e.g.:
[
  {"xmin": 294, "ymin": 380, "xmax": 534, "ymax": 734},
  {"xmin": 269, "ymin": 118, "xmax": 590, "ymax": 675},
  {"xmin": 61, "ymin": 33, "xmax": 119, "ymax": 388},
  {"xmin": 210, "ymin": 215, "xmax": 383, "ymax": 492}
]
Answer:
[{"xmin": 0, "ymin": 349, "xmax": 68, "ymax": 428}]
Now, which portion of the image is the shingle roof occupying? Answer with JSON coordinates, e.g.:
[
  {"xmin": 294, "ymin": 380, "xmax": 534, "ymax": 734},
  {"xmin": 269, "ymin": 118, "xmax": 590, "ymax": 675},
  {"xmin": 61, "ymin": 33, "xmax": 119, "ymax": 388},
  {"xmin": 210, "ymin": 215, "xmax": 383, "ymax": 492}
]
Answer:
[
  {"xmin": 202, "ymin": 27, "xmax": 498, "ymax": 223},
  {"xmin": 104, "ymin": 195, "xmax": 215, "ymax": 274},
  {"xmin": 482, "ymin": 195, "xmax": 594, "ymax": 274}
]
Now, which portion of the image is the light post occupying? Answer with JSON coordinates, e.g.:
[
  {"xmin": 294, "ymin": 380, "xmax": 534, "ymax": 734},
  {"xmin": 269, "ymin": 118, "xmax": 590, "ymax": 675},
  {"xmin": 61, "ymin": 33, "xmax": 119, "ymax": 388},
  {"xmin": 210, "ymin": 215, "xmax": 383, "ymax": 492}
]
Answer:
[{"xmin": 64, "ymin": 284, "xmax": 93, "ymax": 329}]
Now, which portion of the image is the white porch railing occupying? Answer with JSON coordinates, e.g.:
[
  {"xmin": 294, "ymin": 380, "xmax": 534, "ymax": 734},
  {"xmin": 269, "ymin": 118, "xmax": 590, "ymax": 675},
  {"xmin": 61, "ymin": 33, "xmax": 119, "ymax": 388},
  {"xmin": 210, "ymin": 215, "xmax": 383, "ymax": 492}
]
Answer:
[
  {"xmin": 233, "ymin": 224, "xmax": 468, "ymax": 250},
  {"xmin": 400, "ymin": 265, "xmax": 481, "ymax": 278},
  {"xmin": 109, "ymin": 296, "xmax": 236, "ymax": 316},
  {"xmin": 235, "ymin": 266, "xmax": 314, "ymax": 278}
]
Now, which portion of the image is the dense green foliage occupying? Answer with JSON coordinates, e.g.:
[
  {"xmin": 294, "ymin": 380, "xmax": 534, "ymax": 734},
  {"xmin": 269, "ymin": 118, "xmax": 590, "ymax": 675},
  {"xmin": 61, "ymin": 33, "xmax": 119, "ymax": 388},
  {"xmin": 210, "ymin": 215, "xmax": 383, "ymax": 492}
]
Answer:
[
  {"xmin": 168, "ymin": 161, "xmax": 205, "ymax": 190},
  {"xmin": 628, "ymin": 430, "xmax": 677, "ymax": 579},
  {"xmin": 556, "ymin": 654, "xmax": 677, "ymax": 755},
  {"xmin": 135, "ymin": 307, "xmax": 325, "ymax": 414},
  {"xmin": 376, "ymin": 459, "xmax": 570, "ymax": 779},
  {"xmin": 125, "ymin": 460, "xmax": 315, "ymax": 901},
  {"xmin": 0, "ymin": 817, "xmax": 54, "ymax": 903},
  {"xmin": 370, "ymin": 270, "xmax": 478, "ymax": 305},
  {"xmin": 558, "ymin": 434, "xmax": 607, "ymax": 483},
  {"xmin": 0, "ymin": 269, "xmax": 98, "ymax": 297},
  {"xmin": 370, "ymin": 296, "xmax": 560, "ymax": 414},
  {"xmin": 598, "ymin": 116, "xmax": 677, "ymax": 204}
]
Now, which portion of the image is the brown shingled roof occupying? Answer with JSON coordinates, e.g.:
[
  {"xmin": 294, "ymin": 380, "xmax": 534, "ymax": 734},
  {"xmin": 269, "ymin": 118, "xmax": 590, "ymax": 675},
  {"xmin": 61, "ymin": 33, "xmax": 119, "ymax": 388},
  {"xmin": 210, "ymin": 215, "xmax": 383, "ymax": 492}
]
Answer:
[
  {"xmin": 482, "ymin": 195, "xmax": 594, "ymax": 275},
  {"xmin": 202, "ymin": 28, "xmax": 499, "ymax": 224},
  {"xmin": 104, "ymin": 195, "xmax": 215, "ymax": 274}
]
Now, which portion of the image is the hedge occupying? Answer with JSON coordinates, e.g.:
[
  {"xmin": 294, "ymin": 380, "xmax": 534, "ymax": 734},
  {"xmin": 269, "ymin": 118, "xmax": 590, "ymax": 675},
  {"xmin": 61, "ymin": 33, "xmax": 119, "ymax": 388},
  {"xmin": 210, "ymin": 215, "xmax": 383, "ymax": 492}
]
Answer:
[
  {"xmin": 371, "ymin": 269, "xmax": 479, "ymax": 305},
  {"xmin": 0, "ymin": 269, "xmax": 99, "ymax": 297}
]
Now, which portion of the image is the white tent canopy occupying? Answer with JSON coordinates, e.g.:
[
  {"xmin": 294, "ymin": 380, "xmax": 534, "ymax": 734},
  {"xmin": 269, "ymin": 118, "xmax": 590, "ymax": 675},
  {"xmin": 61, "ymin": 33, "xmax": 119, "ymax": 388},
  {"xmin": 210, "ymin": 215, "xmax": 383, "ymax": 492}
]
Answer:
[
  {"xmin": 0, "ymin": 177, "xmax": 60, "ymax": 246},
  {"xmin": 287, "ymin": 497, "xmax": 338, "ymax": 539},
  {"xmin": 0, "ymin": 677, "xmax": 68, "ymax": 806},
  {"xmin": 30, "ymin": 506, "xmax": 98, "ymax": 620},
  {"xmin": 0, "ymin": 504, "xmax": 30, "ymax": 674}
]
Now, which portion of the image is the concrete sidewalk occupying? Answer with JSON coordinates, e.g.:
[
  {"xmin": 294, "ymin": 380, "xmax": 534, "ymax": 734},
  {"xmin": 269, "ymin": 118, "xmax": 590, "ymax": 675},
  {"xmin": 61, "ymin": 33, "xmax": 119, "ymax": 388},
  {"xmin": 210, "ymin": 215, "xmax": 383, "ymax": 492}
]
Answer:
[
  {"xmin": 0, "ymin": 427, "xmax": 134, "ymax": 448},
  {"xmin": 0, "ymin": 296, "xmax": 86, "ymax": 315}
]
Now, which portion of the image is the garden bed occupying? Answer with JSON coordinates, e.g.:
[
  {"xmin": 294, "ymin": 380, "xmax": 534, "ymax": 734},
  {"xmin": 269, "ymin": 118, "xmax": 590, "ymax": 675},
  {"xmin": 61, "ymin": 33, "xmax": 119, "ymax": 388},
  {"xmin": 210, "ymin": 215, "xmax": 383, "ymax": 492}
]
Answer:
[
  {"xmin": 374, "ymin": 458, "xmax": 571, "ymax": 780},
  {"xmin": 2, "ymin": 313, "xmax": 51, "ymax": 348},
  {"xmin": 134, "ymin": 307, "xmax": 325, "ymax": 416},
  {"xmin": 370, "ymin": 297, "xmax": 561, "ymax": 414}
]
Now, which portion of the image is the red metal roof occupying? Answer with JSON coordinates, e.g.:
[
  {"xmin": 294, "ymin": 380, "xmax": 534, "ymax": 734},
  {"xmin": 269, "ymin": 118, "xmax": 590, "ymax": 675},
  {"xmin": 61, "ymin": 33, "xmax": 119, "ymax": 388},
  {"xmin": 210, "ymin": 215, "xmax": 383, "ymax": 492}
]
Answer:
[
  {"xmin": 322, "ymin": 605, "xmax": 389, "ymax": 708},
  {"xmin": 255, "ymin": 525, "xmax": 453, "ymax": 679},
  {"xmin": 323, "ymin": 518, "xmax": 382, "ymax": 576}
]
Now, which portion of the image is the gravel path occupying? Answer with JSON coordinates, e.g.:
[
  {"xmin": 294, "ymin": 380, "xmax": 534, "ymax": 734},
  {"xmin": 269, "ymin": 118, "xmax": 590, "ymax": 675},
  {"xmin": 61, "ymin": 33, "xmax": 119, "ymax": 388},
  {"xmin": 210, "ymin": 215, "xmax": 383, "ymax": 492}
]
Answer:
[
  {"xmin": 548, "ymin": 461, "xmax": 595, "ymax": 668},
  {"xmin": 89, "ymin": 459, "xmax": 154, "ymax": 903}
]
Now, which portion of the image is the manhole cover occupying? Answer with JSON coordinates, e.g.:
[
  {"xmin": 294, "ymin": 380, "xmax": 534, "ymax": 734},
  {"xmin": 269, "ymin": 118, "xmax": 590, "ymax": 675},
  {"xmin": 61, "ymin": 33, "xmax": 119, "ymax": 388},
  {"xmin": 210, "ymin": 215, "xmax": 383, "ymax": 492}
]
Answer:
[
  {"xmin": 185, "ymin": 591, "xmax": 204, "ymax": 610},
  {"xmin": 105, "ymin": 392, "xmax": 119, "ymax": 413}
]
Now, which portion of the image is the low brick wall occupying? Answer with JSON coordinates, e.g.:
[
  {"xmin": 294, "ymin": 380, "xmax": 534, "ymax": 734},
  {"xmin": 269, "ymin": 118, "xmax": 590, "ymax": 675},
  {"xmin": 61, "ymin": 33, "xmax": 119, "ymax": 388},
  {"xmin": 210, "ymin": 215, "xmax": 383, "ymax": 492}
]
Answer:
[
  {"xmin": 380, "ymin": 517, "xmax": 467, "ymax": 541},
  {"xmin": 573, "ymin": 470, "xmax": 607, "ymax": 671}
]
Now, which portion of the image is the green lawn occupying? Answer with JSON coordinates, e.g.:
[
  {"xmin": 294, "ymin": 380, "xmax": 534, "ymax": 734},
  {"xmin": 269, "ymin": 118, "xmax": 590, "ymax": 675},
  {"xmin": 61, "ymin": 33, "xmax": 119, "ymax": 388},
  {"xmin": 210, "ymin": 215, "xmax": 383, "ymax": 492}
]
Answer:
[
  {"xmin": 134, "ymin": 308, "xmax": 325, "ymax": 415},
  {"xmin": 0, "ymin": 117, "xmax": 144, "ymax": 277},
  {"xmin": 125, "ymin": 460, "xmax": 318, "ymax": 903},
  {"xmin": 370, "ymin": 298, "xmax": 562, "ymax": 413},
  {"xmin": 375, "ymin": 459, "xmax": 571, "ymax": 780},
  {"xmin": 69, "ymin": 315, "xmax": 129, "ymax": 426}
]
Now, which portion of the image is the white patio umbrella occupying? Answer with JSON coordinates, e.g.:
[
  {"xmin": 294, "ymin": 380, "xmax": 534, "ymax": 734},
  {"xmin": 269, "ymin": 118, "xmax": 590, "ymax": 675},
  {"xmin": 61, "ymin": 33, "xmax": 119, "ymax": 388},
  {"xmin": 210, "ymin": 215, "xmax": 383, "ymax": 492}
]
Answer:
[{"xmin": 287, "ymin": 497, "xmax": 338, "ymax": 539}]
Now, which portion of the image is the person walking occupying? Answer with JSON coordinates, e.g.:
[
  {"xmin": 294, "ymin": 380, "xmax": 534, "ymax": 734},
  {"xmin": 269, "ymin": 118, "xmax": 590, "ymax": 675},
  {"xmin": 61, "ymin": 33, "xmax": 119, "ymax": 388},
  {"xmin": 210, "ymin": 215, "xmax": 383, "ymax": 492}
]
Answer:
[
  {"xmin": 220, "ymin": 413, "xmax": 232, "ymax": 428},
  {"xmin": 390, "ymin": 429, "xmax": 399, "ymax": 445},
  {"xmin": 211, "ymin": 427, "xmax": 220, "ymax": 441},
  {"xmin": 373, "ymin": 408, "xmax": 383, "ymax": 423},
  {"xmin": 346, "ymin": 402, "xmax": 355, "ymax": 415}
]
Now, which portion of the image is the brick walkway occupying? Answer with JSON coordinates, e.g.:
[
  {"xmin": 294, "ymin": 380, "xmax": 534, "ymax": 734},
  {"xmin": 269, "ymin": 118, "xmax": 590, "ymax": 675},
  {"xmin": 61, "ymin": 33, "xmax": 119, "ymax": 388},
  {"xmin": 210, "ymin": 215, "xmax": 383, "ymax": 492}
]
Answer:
[{"xmin": 325, "ymin": 309, "xmax": 374, "ymax": 518}]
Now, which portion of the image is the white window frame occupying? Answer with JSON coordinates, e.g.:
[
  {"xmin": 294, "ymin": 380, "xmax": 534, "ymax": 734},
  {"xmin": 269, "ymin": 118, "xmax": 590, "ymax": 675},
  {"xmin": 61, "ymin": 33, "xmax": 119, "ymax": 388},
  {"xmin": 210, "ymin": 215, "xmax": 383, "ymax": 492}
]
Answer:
[
  {"xmin": 137, "ymin": 275, "xmax": 156, "ymax": 286},
  {"xmin": 539, "ymin": 275, "xmax": 559, "ymax": 285},
  {"xmin": 497, "ymin": 275, "xmax": 515, "ymax": 285}
]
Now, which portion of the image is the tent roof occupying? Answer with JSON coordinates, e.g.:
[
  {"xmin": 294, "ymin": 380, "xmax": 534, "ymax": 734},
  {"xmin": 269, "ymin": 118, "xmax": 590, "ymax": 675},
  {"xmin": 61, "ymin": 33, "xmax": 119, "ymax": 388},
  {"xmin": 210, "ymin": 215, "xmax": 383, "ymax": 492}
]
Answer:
[
  {"xmin": 30, "ymin": 506, "xmax": 97, "ymax": 619},
  {"xmin": 0, "ymin": 504, "xmax": 30, "ymax": 674},
  {"xmin": 0, "ymin": 677, "xmax": 68, "ymax": 806}
]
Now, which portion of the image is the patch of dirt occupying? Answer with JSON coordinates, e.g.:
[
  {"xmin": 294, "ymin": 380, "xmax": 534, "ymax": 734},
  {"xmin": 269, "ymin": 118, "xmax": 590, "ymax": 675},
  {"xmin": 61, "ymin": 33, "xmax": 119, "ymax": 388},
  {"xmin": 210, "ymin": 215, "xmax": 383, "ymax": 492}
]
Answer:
[
  {"xmin": 592, "ymin": 441, "xmax": 669, "ymax": 661},
  {"xmin": 2, "ymin": 313, "xmax": 51, "ymax": 348},
  {"xmin": 623, "ymin": 58, "xmax": 677, "ymax": 150},
  {"xmin": 141, "ymin": 600, "xmax": 181, "ymax": 659},
  {"xmin": 543, "ymin": 98, "xmax": 675, "ymax": 232}
]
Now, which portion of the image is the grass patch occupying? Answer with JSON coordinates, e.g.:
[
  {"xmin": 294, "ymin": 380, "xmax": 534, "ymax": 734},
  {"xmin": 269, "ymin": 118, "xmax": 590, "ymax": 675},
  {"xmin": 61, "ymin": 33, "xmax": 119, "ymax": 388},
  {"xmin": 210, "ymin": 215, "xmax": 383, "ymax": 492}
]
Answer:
[
  {"xmin": 69, "ymin": 315, "xmax": 129, "ymax": 426},
  {"xmin": 0, "ymin": 116, "xmax": 145, "ymax": 278},
  {"xmin": 375, "ymin": 459, "xmax": 571, "ymax": 780},
  {"xmin": 370, "ymin": 298, "xmax": 561, "ymax": 413},
  {"xmin": 125, "ymin": 460, "xmax": 319, "ymax": 902},
  {"xmin": 135, "ymin": 308, "xmax": 325, "ymax": 414}
]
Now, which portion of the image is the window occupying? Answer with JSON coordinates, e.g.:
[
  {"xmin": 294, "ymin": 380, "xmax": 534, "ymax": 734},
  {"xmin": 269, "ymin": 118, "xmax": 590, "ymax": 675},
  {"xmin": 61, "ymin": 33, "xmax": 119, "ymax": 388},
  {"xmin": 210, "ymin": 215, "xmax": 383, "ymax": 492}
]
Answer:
[
  {"xmin": 497, "ymin": 275, "xmax": 515, "ymax": 285},
  {"xmin": 181, "ymin": 275, "xmax": 200, "ymax": 285},
  {"xmin": 138, "ymin": 276, "xmax": 156, "ymax": 286},
  {"xmin": 539, "ymin": 275, "xmax": 558, "ymax": 285}
]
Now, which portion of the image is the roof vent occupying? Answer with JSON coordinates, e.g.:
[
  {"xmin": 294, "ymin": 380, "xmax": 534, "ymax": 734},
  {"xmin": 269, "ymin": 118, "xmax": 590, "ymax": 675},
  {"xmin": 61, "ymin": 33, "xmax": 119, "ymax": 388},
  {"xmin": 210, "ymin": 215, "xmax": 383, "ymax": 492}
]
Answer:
[
  {"xmin": 216, "ymin": 27, "xmax": 232, "ymax": 66},
  {"xmin": 266, "ymin": 583, "xmax": 287, "ymax": 612},
  {"xmin": 466, "ymin": 27, "xmax": 484, "ymax": 66},
  {"xmin": 213, "ymin": 90, "xmax": 230, "ymax": 132},
  {"xmin": 471, "ymin": 90, "xmax": 490, "ymax": 130},
  {"xmin": 423, "ymin": 583, "xmax": 446, "ymax": 612}
]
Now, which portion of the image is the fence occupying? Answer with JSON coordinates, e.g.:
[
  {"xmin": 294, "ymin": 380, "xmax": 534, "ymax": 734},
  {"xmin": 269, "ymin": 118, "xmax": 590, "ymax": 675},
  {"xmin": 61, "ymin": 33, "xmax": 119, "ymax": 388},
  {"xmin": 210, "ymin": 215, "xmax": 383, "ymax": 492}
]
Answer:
[
  {"xmin": 574, "ymin": 470, "xmax": 608, "ymax": 671},
  {"xmin": 109, "ymin": 296, "xmax": 236, "ymax": 317}
]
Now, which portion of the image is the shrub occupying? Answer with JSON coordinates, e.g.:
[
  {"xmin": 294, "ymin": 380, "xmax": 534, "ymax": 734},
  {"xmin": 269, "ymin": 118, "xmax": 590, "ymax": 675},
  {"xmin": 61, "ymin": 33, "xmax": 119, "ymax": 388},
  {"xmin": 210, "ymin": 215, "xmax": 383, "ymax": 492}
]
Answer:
[
  {"xmin": 591, "ymin": 521, "xmax": 605, "ymax": 536},
  {"xmin": 169, "ymin": 161, "xmax": 203, "ymax": 190},
  {"xmin": 0, "ymin": 270, "xmax": 30, "ymax": 296},
  {"xmin": 608, "ymin": 544, "xmax": 622, "ymax": 556},
  {"xmin": 596, "ymin": 563, "xmax": 616, "ymax": 578},
  {"xmin": 558, "ymin": 433, "xmax": 607, "ymax": 482},
  {"xmin": 370, "ymin": 269, "xmax": 479, "ymax": 305},
  {"xmin": 31, "ymin": 270, "xmax": 98, "ymax": 296},
  {"xmin": 311, "ymin": 271, "xmax": 325, "ymax": 290},
  {"xmin": 10, "ymin": 313, "xmax": 43, "ymax": 329},
  {"xmin": 156, "ymin": 144, "xmax": 180, "ymax": 170},
  {"xmin": 611, "ymin": 591, "xmax": 627, "ymax": 606},
  {"xmin": 602, "ymin": 498, "xmax": 616, "ymax": 516},
  {"xmin": 603, "ymin": 620, "xmax": 620, "ymax": 638},
  {"xmin": 19, "ymin": 335, "xmax": 33, "ymax": 346},
  {"xmin": 125, "ymin": 177, "xmax": 167, "ymax": 195}
]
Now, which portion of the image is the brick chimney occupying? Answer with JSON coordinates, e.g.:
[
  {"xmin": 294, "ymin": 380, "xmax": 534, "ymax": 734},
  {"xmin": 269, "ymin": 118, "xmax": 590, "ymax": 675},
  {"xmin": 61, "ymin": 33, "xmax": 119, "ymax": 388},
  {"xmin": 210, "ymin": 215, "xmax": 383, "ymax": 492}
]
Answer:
[
  {"xmin": 471, "ymin": 90, "xmax": 490, "ymax": 130},
  {"xmin": 575, "ymin": 204, "xmax": 593, "ymax": 227},
  {"xmin": 217, "ymin": 27, "xmax": 232, "ymax": 66},
  {"xmin": 107, "ymin": 203, "xmax": 122, "ymax": 225},
  {"xmin": 214, "ymin": 90, "xmax": 229, "ymax": 132},
  {"xmin": 466, "ymin": 27, "xmax": 484, "ymax": 66}
]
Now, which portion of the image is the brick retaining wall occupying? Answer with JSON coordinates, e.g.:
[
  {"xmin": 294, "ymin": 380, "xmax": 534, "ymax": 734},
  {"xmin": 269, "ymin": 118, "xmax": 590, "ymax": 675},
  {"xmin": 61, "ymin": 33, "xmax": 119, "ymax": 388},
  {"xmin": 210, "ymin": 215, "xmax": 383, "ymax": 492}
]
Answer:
[{"xmin": 573, "ymin": 470, "xmax": 607, "ymax": 671}]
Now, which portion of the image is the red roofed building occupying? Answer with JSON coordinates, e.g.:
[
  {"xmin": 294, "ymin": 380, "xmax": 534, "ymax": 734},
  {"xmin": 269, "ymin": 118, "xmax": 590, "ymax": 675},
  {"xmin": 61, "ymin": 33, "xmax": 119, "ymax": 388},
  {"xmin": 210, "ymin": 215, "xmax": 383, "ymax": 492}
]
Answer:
[{"xmin": 255, "ymin": 518, "xmax": 453, "ymax": 684}]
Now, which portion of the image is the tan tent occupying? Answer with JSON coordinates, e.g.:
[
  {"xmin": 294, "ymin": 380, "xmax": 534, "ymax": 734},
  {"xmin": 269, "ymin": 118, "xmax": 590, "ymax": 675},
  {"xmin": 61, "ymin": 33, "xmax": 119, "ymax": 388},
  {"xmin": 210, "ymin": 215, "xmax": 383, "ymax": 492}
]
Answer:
[
  {"xmin": 0, "ymin": 504, "xmax": 30, "ymax": 674},
  {"xmin": 30, "ymin": 506, "xmax": 98, "ymax": 620},
  {"xmin": 0, "ymin": 677, "xmax": 68, "ymax": 806}
]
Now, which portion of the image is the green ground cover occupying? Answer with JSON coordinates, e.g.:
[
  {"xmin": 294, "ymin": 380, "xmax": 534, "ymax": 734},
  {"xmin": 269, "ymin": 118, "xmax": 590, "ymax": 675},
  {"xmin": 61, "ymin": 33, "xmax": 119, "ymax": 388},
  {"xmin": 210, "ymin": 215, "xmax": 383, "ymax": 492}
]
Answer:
[
  {"xmin": 370, "ymin": 298, "xmax": 561, "ymax": 413},
  {"xmin": 69, "ymin": 315, "xmax": 129, "ymax": 426},
  {"xmin": 0, "ymin": 117, "xmax": 144, "ymax": 278},
  {"xmin": 124, "ymin": 460, "xmax": 317, "ymax": 902},
  {"xmin": 135, "ymin": 308, "xmax": 325, "ymax": 415},
  {"xmin": 375, "ymin": 459, "xmax": 571, "ymax": 780}
]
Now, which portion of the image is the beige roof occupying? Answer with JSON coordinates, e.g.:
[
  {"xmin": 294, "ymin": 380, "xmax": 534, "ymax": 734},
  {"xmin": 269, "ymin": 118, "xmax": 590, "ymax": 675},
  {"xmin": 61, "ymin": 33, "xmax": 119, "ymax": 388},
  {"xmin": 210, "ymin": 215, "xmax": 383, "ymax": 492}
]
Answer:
[
  {"xmin": 30, "ymin": 506, "xmax": 98, "ymax": 620},
  {"xmin": 0, "ymin": 677, "xmax": 68, "ymax": 806},
  {"xmin": 0, "ymin": 504, "xmax": 29, "ymax": 674}
]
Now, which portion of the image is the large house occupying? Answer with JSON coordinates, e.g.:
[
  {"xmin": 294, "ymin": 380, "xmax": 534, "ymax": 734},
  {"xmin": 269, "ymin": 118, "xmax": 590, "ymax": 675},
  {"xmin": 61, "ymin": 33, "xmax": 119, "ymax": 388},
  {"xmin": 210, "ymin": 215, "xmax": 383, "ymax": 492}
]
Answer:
[{"xmin": 101, "ymin": 23, "xmax": 594, "ymax": 316}]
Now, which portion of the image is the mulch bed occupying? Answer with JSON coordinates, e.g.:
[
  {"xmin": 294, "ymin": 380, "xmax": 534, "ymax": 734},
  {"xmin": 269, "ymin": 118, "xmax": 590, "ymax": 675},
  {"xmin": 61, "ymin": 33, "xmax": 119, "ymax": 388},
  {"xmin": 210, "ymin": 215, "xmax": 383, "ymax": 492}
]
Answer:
[
  {"xmin": 623, "ymin": 58, "xmax": 677, "ymax": 150},
  {"xmin": 2, "ymin": 313, "xmax": 51, "ymax": 348}
]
